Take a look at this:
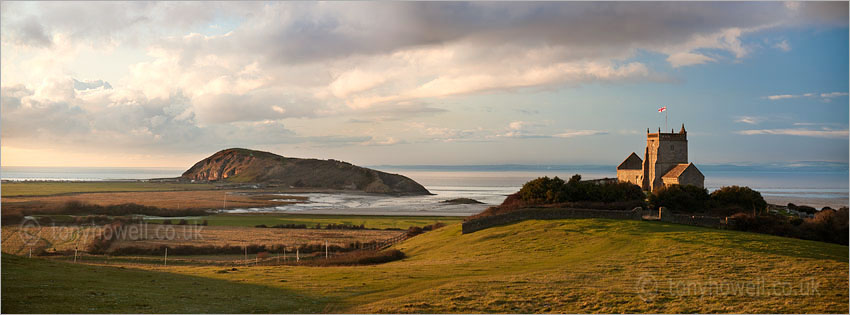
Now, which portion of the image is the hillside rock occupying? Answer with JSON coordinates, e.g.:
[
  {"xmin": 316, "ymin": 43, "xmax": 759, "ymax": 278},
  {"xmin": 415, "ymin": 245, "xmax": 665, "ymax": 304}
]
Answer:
[{"xmin": 181, "ymin": 148, "xmax": 431, "ymax": 195}]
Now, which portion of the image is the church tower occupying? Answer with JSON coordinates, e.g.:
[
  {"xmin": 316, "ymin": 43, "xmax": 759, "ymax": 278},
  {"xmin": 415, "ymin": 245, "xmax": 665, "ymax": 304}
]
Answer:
[
  {"xmin": 642, "ymin": 124, "xmax": 689, "ymax": 191},
  {"xmin": 617, "ymin": 123, "xmax": 703, "ymax": 192}
]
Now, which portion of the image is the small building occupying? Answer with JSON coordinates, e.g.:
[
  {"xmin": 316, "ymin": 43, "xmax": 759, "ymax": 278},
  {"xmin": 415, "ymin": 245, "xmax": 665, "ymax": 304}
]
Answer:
[{"xmin": 617, "ymin": 124, "xmax": 704, "ymax": 192}]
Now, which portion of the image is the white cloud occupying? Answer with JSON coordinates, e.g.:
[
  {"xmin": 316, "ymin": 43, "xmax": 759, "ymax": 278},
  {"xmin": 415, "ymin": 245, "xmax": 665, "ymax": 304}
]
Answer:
[
  {"xmin": 764, "ymin": 91, "xmax": 848, "ymax": 101},
  {"xmin": 734, "ymin": 116, "xmax": 763, "ymax": 125},
  {"xmin": 667, "ymin": 52, "xmax": 716, "ymax": 68},
  {"xmin": 774, "ymin": 39, "xmax": 791, "ymax": 52},
  {"xmin": 820, "ymin": 92, "xmax": 848, "ymax": 98},
  {"xmin": 553, "ymin": 130, "xmax": 608, "ymax": 138},
  {"xmin": 766, "ymin": 94, "xmax": 796, "ymax": 100},
  {"xmin": 737, "ymin": 128, "xmax": 849, "ymax": 139},
  {"xmin": 360, "ymin": 137, "xmax": 403, "ymax": 146}
]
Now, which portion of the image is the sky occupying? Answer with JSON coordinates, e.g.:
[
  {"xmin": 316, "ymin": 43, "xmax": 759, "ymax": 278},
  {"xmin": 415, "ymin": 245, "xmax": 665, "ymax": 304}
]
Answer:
[{"xmin": 1, "ymin": 1, "xmax": 848, "ymax": 168}]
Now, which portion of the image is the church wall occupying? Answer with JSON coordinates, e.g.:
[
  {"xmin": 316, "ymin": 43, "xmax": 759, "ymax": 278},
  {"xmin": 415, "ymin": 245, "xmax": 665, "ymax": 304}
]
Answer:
[
  {"xmin": 617, "ymin": 169, "xmax": 642, "ymax": 186},
  {"xmin": 677, "ymin": 169, "xmax": 705, "ymax": 188}
]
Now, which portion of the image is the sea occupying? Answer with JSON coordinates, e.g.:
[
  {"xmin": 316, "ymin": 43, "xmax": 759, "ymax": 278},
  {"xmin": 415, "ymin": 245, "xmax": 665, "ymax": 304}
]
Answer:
[{"xmin": 2, "ymin": 165, "xmax": 847, "ymax": 214}]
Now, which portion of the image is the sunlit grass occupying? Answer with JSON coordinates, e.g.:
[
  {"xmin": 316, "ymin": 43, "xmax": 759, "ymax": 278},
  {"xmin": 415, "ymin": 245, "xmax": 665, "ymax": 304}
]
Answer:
[{"xmin": 3, "ymin": 219, "xmax": 847, "ymax": 313}]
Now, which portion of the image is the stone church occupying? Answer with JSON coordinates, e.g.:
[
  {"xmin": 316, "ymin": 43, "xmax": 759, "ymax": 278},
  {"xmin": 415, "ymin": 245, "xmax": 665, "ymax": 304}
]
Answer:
[{"xmin": 617, "ymin": 124, "xmax": 704, "ymax": 192}]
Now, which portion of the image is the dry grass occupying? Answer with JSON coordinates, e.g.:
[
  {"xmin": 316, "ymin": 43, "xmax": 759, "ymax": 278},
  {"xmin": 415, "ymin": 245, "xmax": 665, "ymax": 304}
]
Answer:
[
  {"xmin": 2, "ymin": 190, "xmax": 296, "ymax": 215},
  {"xmin": 109, "ymin": 225, "xmax": 404, "ymax": 250},
  {"xmin": 1, "ymin": 226, "xmax": 100, "ymax": 255}
]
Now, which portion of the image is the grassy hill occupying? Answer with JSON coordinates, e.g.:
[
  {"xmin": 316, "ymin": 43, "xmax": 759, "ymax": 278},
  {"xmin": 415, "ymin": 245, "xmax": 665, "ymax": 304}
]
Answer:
[
  {"xmin": 181, "ymin": 148, "xmax": 430, "ymax": 194},
  {"xmin": 3, "ymin": 219, "xmax": 847, "ymax": 313}
]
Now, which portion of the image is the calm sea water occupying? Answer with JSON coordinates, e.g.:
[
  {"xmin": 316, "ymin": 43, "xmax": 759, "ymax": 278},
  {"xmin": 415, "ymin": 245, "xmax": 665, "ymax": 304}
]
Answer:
[{"xmin": 2, "ymin": 165, "xmax": 847, "ymax": 211}]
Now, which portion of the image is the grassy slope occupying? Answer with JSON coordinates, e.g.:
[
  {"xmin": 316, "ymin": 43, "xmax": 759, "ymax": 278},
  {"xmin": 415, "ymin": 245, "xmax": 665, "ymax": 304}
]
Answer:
[
  {"xmin": 1, "ymin": 182, "xmax": 216, "ymax": 197},
  {"xmin": 150, "ymin": 214, "xmax": 463, "ymax": 229},
  {"xmin": 4, "ymin": 219, "xmax": 848, "ymax": 313},
  {"xmin": 1, "ymin": 254, "xmax": 327, "ymax": 313}
]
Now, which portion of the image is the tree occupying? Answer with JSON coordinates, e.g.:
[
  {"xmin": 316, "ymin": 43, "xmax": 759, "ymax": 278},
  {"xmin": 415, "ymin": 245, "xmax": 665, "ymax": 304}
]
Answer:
[{"xmin": 710, "ymin": 186, "xmax": 767, "ymax": 215}]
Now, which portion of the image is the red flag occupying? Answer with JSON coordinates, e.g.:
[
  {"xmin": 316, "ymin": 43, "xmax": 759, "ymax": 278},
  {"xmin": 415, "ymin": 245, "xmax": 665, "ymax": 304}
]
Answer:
[{"xmin": 658, "ymin": 106, "xmax": 667, "ymax": 113}]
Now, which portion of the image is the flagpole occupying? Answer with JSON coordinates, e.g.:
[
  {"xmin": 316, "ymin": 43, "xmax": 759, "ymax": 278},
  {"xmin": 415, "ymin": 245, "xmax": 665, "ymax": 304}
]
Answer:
[{"xmin": 665, "ymin": 108, "xmax": 668, "ymax": 131}]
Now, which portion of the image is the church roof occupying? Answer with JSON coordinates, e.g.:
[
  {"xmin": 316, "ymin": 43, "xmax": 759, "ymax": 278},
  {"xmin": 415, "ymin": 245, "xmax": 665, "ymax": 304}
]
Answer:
[
  {"xmin": 617, "ymin": 152, "xmax": 643, "ymax": 170},
  {"xmin": 662, "ymin": 163, "xmax": 703, "ymax": 179}
]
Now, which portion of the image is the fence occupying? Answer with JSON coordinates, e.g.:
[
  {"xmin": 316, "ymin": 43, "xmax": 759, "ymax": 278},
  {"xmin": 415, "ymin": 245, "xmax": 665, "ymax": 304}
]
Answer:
[{"xmin": 365, "ymin": 231, "xmax": 409, "ymax": 250}]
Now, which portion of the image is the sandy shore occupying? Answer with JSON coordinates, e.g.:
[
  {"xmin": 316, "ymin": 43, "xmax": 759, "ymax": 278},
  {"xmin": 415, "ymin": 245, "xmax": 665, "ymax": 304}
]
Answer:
[{"xmin": 763, "ymin": 196, "xmax": 848, "ymax": 210}]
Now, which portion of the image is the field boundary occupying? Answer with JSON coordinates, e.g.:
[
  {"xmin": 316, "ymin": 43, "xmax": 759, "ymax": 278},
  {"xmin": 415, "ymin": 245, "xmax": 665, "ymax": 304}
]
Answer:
[{"xmin": 461, "ymin": 207, "xmax": 724, "ymax": 234}]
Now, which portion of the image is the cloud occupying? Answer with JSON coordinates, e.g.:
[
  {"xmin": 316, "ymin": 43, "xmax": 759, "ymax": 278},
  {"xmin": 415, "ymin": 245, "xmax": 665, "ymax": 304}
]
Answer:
[
  {"xmin": 2, "ymin": 2, "xmax": 848, "ymax": 160},
  {"xmin": 499, "ymin": 121, "xmax": 607, "ymax": 139},
  {"xmin": 766, "ymin": 94, "xmax": 797, "ymax": 100},
  {"xmin": 764, "ymin": 91, "xmax": 849, "ymax": 102},
  {"xmin": 0, "ymin": 78, "xmax": 378, "ymax": 155},
  {"xmin": 773, "ymin": 39, "xmax": 791, "ymax": 52},
  {"xmin": 736, "ymin": 128, "xmax": 849, "ymax": 139},
  {"xmin": 820, "ymin": 92, "xmax": 848, "ymax": 98},
  {"xmin": 792, "ymin": 122, "xmax": 843, "ymax": 127},
  {"xmin": 667, "ymin": 52, "xmax": 716, "ymax": 68},
  {"xmin": 6, "ymin": 15, "xmax": 53, "ymax": 47},
  {"xmin": 500, "ymin": 120, "xmax": 550, "ymax": 138},
  {"xmin": 359, "ymin": 137, "xmax": 404, "ymax": 146},
  {"xmin": 734, "ymin": 116, "xmax": 763, "ymax": 125},
  {"xmin": 553, "ymin": 130, "xmax": 608, "ymax": 138}
]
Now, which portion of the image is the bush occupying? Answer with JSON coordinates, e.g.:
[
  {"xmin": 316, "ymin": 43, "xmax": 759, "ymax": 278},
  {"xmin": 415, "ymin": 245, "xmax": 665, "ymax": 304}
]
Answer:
[
  {"xmin": 518, "ymin": 176, "xmax": 567, "ymax": 204},
  {"xmin": 799, "ymin": 207, "xmax": 849, "ymax": 245},
  {"xmin": 728, "ymin": 213, "xmax": 796, "ymax": 237},
  {"xmin": 59, "ymin": 201, "xmax": 208, "ymax": 217},
  {"xmin": 407, "ymin": 226, "xmax": 423, "ymax": 237},
  {"xmin": 709, "ymin": 186, "xmax": 767, "ymax": 216},
  {"xmin": 648, "ymin": 184, "xmax": 710, "ymax": 213},
  {"xmin": 516, "ymin": 174, "xmax": 645, "ymax": 205},
  {"xmin": 422, "ymin": 222, "xmax": 445, "ymax": 231},
  {"xmin": 1, "ymin": 214, "xmax": 24, "ymax": 225},
  {"xmin": 727, "ymin": 207, "xmax": 849, "ymax": 245}
]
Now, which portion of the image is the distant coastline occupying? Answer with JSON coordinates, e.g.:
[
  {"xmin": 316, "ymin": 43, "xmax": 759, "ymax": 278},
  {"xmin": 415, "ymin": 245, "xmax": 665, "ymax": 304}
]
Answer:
[{"xmin": 2, "ymin": 164, "xmax": 847, "ymax": 209}]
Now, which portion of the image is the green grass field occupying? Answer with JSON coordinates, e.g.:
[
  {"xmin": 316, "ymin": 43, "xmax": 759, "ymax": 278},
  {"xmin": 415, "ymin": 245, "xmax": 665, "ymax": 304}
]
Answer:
[
  {"xmin": 1, "ymin": 182, "xmax": 216, "ymax": 197},
  {"xmin": 146, "ymin": 213, "xmax": 463, "ymax": 229},
  {"xmin": 3, "ymin": 219, "xmax": 848, "ymax": 313},
  {"xmin": 1, "ymin": 254, "xmax": 327, "ymax": 313}
]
